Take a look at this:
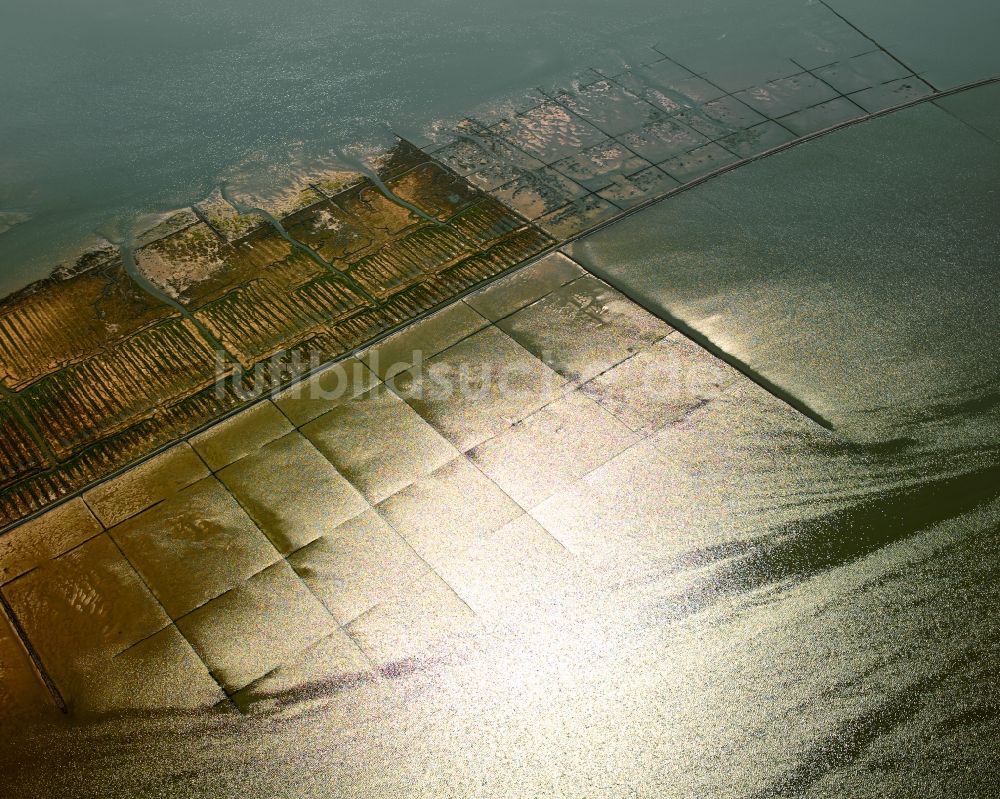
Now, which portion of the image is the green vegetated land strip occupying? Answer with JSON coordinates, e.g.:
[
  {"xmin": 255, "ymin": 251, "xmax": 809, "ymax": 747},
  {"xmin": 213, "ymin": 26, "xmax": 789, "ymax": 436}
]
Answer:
[{"xmin": 0, "ymin": 141, "xmax": 553, "ymax": 529}]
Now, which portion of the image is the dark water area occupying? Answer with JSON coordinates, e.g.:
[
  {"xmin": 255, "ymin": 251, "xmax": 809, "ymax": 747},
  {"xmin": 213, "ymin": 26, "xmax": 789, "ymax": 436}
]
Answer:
[{"xmin": 2, "ymin": 0, "xmax": 998, "ymax": 294}]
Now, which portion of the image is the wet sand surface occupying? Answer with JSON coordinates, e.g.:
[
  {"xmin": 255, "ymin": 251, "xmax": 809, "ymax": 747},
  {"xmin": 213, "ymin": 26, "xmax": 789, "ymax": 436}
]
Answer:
[
  {"xmin": 1, "ymin": 232, "xmax": 998, "ymax": 796},
  {"xmin": 567, "ymin": 82, "xmax": 1000, "ymax": 440}
]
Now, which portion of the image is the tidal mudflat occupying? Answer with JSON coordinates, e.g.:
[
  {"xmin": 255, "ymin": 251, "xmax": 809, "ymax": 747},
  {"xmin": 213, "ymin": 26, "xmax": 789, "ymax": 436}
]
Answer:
[
  {"xmin": 0, "ymin": 14, "xmax": 972, "ymax": 527},
  {"xmin": 0, "ymin": 142, "xmax": 551, "ymax": 527},
  {"xmin": 2, "ymin": 245, "xmax": 997, "ymax": 797},
  {"xmin": 1, "ymin": 2, "xmax": 999, "ymax": 797}
]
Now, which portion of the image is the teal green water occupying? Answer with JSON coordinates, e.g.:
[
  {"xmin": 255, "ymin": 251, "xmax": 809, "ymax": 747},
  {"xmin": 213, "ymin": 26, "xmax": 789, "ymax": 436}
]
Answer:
[{"xmin": 2, "ymin": 0, "xmax": 997, "ymax": 294}]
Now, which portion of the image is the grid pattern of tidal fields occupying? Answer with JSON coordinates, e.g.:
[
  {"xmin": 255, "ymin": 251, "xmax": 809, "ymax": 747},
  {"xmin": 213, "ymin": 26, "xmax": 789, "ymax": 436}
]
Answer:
[{"xmin": 0, "ymin": 20, "xmax": 954, "ymax": 527}]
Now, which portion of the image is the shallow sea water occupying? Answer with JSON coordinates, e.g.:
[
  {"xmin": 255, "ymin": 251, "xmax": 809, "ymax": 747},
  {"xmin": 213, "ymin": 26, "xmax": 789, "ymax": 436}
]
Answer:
[
  {"xmin": 568, "ymin": 83, "xmax": 1000, "ymax": 441},
  {"xmin": 2, "ymin": 0, "xmax": 998, "ymax": 292}
]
